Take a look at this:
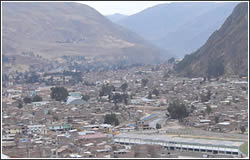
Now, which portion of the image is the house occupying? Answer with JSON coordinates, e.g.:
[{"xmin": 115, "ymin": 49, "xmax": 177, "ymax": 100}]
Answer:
[
  {"xmin": 56, "ymin": 145, "xmax": 74, "ymax": 157},
  {"xmin": 27, "ymin": 124, "xmax": 47, "ymax": 135},
  {"xmin": 2, "ymin": 134, "xmax": 16, "ymax": 148},
  {"xmin": 66, "ymin": 96, "xmax": 87, "ymax": 105},
  {"xmin": 27, "ymin": 91, "xmax": 36, "ymax": 97},
  {"xmin": 32, "ymin": 101, "xmax": 49, "ymax": 107},
  {"xmin": 4, "ymin": 125, "xmax": 23, "ymax": 134},
  {"xmin": 66, "ymin": 92, "xmax": 87, "ymax": 105},
  {"xmin": 48, "ymin": 124, "xmax": 72, "ymax": 131},
  {"xmin": 69, "ymin": 92, "xmax": 82, "ymax": 98}
]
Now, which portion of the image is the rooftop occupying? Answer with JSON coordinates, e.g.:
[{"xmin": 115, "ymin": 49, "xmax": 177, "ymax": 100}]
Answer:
[{"xmin": 115, "ymin": 133, "xmax": 244, "ymax": 148}]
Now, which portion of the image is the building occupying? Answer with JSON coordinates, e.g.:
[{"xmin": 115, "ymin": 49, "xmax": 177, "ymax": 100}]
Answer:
[
  {"xmin": 4, "ymin": 125, "xmax": 24, "ymax": 134},
  {"xmin": 32, "ymin": 101, "xmax": 49, "ymax": 107},
  {"xmin": 66, "ymin": 92, "xmax": 87, "ymax": 105},
  {"xmin": 69, "ymin": 92, "xmax": 82, "ymax": 98},
  {"xmin": 66, "ymin": 96, "xmax": 87, "ymax": 105},
  {"xmin": 48, "ymin": 124, "xmax": 72, "ymax": 131},
  {"xmin": 27, "ymin": 124, "xmax": 47, "ymax": 134},
  {"xmin": 113, "ymin": 133, "xmax": 244, "ymax": 156}
]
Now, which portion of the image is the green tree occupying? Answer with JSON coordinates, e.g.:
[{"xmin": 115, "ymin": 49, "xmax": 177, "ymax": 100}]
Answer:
[
  {"xmin": 104, "ymin": 113, "xmax": 119, "ymax": 126},
  {"xmin": 190, "ymin": 105, "xmax": 195, "ymax": 113},
  {"xmin": 200, "ymin": 90, "xmax": 212, "ymax": 102},
  {"xmin": 112, "ymin": 93, "xmax": 123, "ymax": 104},
  {"xmin": 141, "ymin": 78, "xmax": 149, "ymax": 87},
  {"xmin": 23, "ymin": 97, "xmax": 32, "ymax": 104},
  {"xmin": 205, "ymin": 105, "xmax": 212, "ymax": 115},
  {"xmin": 240, "ymin": 126, "xmax": 246, "ymax": 134},
  {"xmin": 81, "ymin": 94, "xmax": 89, "ymax": 101},
  {"xmin": 17, "ymin": 100, "xmax": 23, "ymax": 109},
  {"xmin": 123, "ymin": 93, "xmax": 129, "ymax": 105},
  {"xmin": 26, "ymin": 72, "xmax": 40, "ymax": 83},
  {"xmin": 167, "ymin": 100, "xmax": 189, "ymax": 121},
  {"xmin": 214, "ymin": 116, "xmax": 220, "ymax": 123},
  {"xmin": 99, "ymin": 84, "xmax": 115, "ymax": 97},
  {"xmin": 50, "ymin": 87, "xmax": 69, "ymax": 102},
  {"xmin": 148, "ymin": 91, "xmax": 152, "ymax": 99},
  {"xmin": 120, "ymin": 82, "xmax": 128, "ymax": 92},
  {"xmin": 152, "ymin": 88, "xmax": 160, "ymax": 96},
  {"xmin": 72, "ymin": 72, "xmax": 83, "ymax": 84},
  {"xmin": 156, "ymin": 123, "xmax": 161, "ymax": 129},
  {"xmin": 32, "ymin": 95, "xmax": 43, "ymax": 102}
]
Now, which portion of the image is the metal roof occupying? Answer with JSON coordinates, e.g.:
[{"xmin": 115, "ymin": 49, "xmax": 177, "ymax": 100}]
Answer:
[{"xmin": 114, "ymin": 133, "xmax": 244, "ymax": 148}]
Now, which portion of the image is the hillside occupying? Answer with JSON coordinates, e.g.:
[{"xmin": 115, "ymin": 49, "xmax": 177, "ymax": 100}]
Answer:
[
  {"xmin": 175, "ymin": 2, "xmax": 248, "ymax": 78},
  {"xmin": 117, "ymin": 2, "xmax": 238, "ymax": 58},
  {"xmin": 2, "ymin": 2, "xmax": 169, "ymax": 69}
]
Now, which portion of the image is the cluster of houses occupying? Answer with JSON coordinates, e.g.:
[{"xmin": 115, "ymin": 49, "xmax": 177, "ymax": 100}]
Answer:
[{"xmin": 2, "ymin": 63, "xmax": 248, "ymax": 158}]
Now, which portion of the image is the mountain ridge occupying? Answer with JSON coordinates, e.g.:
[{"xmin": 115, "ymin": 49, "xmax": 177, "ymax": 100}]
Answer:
[
  {"xmin": 117, "ymin": 2, "xmax": 238, "ymax": 58},
  {"xmin": 175, "ymin": 2, "xmax": 248, "ymax": 77},
  {"xmin": 106, "ymin": 13, "xmax": 128, "ymax": 22},
  {"xmin": 2, "ymin": 2, "xmax": 170, "ymax": 68}
]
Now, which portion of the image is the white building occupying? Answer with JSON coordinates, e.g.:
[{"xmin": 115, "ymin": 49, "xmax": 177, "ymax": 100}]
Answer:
[{"xmin": 27, "ymin": 125, "xmax": 47, "ymax": 135}]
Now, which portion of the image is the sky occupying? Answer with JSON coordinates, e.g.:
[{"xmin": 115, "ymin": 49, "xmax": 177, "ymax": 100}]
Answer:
[
  {"xmin": 77, "ymin": 1, "xmax": 171, "ymax": 15},
  {"xmin": 77, "ymin": 1, "xmax": 226, "ymax": 16}
]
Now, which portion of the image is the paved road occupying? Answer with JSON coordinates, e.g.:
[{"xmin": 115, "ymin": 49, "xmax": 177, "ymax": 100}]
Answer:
[{"xmin": 164, "ymin": 128, "xmax": 248, "ymax": 140}]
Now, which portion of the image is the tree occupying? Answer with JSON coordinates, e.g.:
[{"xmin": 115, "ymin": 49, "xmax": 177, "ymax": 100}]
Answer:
[
  {"xmin": 53, "ymin": 115, "xmax": 59, "ymax": 121},
  {"xmin": 205, "ymin": 105, "xmax": 212, "ymax": 115},
  {"xmin": 50, "ymin": 87, "xmax": 69, "ymax": 102},
  {"xmin": 190, "ymin": 105, "xmax": 195, "ymax": 113},
  {"xmin": 123, "ymin": 94, "xmax": 129, "ymax": 105},
  {"xmin": 156, "ymin": 123, "xmax": 161, "ymax": 129},
  {"xmin": 141, "ymin": 78, "xmax": 149, "ymax": 87},
  {"xmin": 120, "ymin": 82, "xmax": 128, "ymax": 92},
  {"xmin": 112, "ymin": 93, "xmax": 123, "ymax": 104},
  {"xmin": 104, "ymin": 113, "xmax": 119, "ymax": 126},
  {"xmin": 17, "ymin": 100, "xmax": 23, "ymax": 109},
  {"xmin": 23, "ymin": 97, "xmax": 32, "ymax": 104},
  {"xmin": 26, "ymin": 72, "xmax": 40, "ymax": 83},
  {"xmin": 71, "ymin": 72, "xmax": 83, "ymax": 84},
  {"xmin": 81, "ymin": 94, "xmax": 89, "ymax": 101},
  {"xmin": 200, "ymin": 90, "xmax": 212, "ymax": 102},
  {"xmin": 240, "ymin": 126, "xmax": 246, "ymax": 134},
  {"xmin": 32, "ymin": 95, "xmax": 43, "ymax": 102},
  {"xmin": 167, "ymin": 100, "xmax": 189, "ymax": 121},
  {"xmin": 109, "ymin": 93, "xmax": 129, "ymax": 106},
  {"xmin": 214, "ymin": 116, "xmax": 220, "ymax": 123},
  {"xmin": 152, "ymin": 88, "xmax": 160, "ymax": 96},
  {"xmin": 99, "ymin": 84, "xmax": 115, "ymax": 97},
  {"xmin": 148, "ymin": 91, "xmax": 152, "ymax": 99}
]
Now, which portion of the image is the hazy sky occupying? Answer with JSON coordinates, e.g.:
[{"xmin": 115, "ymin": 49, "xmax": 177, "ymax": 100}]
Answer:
[{"xmin": 77, "ymin": 1, "xmax": 171, "ymax": 15}]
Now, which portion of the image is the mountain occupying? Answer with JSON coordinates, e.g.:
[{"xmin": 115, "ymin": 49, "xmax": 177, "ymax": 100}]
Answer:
[
  {"xmin": 175, "ymin": 2, "xmax": 248, "ymax": 78},
  {"xmin": 106, "ymin": 13, "xmax": 127, "ymax": 23},
  {"xmin": 2, "ymin": 2, "xmax": 170, "ymax": 69},
  {"xmin": 117, "ymin": 2, "xmax": 238, "ymax": 58}
]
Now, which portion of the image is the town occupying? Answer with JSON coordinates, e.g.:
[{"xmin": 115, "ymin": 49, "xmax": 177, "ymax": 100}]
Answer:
[{"xmin": 2, "ymin": 60, "xmax": 248, "ymax": 158}]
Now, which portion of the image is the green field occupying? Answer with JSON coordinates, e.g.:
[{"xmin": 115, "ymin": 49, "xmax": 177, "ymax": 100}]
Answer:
[{"xmin": 240, "ymin": 141, "xmax": 248, "ymax": 156}]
